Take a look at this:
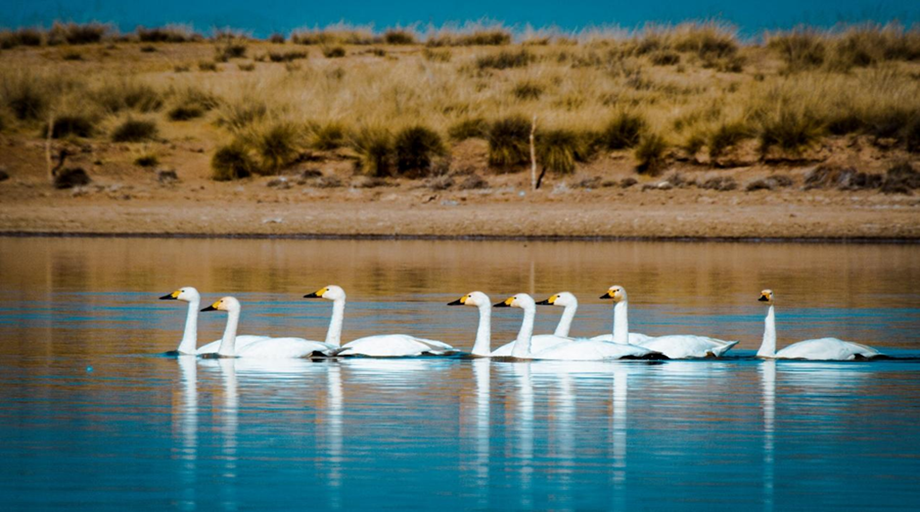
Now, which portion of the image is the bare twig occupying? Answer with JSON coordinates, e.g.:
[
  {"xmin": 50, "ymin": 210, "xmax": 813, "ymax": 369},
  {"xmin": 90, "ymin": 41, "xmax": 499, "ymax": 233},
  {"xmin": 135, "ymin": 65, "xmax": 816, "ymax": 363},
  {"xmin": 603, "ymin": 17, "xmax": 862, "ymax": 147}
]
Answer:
[
  {"xmin": 529, "ymin": 114, "xmax": 537, "ymax": 191},
  {"xmin": 45, "ymin": 113, "xmax": 55, "ymax": 180}
]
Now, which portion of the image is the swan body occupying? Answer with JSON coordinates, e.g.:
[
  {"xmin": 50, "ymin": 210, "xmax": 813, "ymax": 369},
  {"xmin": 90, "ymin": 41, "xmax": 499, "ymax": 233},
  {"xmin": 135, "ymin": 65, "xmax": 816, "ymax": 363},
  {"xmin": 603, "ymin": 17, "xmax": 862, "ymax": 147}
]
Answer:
[
  {"xmin": 159, "ymin": 287, "xmax": 269, "ymax": 355},
  {"xmin": 590, "ymin": 333, "xmax": 655, "ymax": 345},
  {"xmin": 489, "ymin": 335, "xmax": 572, "ymax": 357},
  {"xmin": 336, "ymin": 334, "xmax": 455, "ymax": 357},
  {"xmin": 494, "ymin": 293, "xmax": 663, "ymax": 360},
  {"xmin": 756, "ymin": 290, "xmax": 881, "ymax": 361},
  {"xmin": 201, "ymin": 297, "xmax": 335, "ymax": 358},
  {"xmin": 306, "ymin": 285, "xmax": 457, "ymax": 357},
  {"xmin": 599, "ymin": 285, "xmax": 737, "ymax": 359}
]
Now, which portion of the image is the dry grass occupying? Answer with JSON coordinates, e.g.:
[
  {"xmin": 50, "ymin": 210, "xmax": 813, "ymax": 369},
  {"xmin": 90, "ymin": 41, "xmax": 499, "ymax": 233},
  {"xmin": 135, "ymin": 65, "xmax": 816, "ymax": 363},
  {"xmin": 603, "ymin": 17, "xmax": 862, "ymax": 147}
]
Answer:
[{"xmin": 0, "ymin": 20, "xmax": 917, "ymax": 181}]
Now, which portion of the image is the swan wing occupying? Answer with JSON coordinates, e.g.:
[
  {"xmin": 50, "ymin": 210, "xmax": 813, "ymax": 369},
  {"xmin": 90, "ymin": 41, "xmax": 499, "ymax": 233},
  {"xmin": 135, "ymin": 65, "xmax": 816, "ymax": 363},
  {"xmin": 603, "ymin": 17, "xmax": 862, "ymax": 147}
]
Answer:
[
  {"xmin": 589, "ymin": 333, "xmax": 654, "ymax": 344},
  {"xmin": 532, "ymin": 339, "xmax": 661, "ymax": 361},
  {"xmin": 490, "ymin": 334, "xmax": 572, "ymax": 357},
  {"xmin": 196, "ymin": 335, "xmax": 270, "ymax": 355},
  {"xmin": 337, "ymin": 334, "xmax": 455, "ymax": 357},
  {"xmin": 775, "ymin": 338, "xmax": 881, "ymax": 360},
  {"xmin": 636, "ymin": 335, "xmax": 738, "ymax": 359},
  {"xmin": 235, "ymin": 337, "xmax": 335, "ymax": 358}
]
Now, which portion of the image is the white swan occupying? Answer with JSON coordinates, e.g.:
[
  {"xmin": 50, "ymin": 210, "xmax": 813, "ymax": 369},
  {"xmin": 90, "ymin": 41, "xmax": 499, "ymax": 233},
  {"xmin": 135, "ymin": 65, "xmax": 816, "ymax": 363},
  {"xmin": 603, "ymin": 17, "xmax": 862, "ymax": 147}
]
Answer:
[
  {"xmin": 448, "ymin": 291, "xmax": 574, "ymax": 357},
  {"xmin": 200, "ymin": 297, "xmax": 336, "ymax": 358},
  {"xmin": 589, "ymin": 286, "xmax": 654, "ymax": 345},
  {"xmin": 535, "ymin": 292, "xmax": 580, "ymax": 337},
  {"xmin": 493, "ymin": 293, "xmax": 664, "ymax": 360},
  {"xmin": 159, "ymin": 287, "xmax": 269, "ymax": 355},
  {"xmin": 756, "ymin": 289, "xmax": 881, "ymax": 360},
  {"xmin": 597, "ymin": 285, "xmax": 738, "ymax": 359},
  {"xmin": 304, "ymin": 285, "xmax": 457, "ymax": 357}
]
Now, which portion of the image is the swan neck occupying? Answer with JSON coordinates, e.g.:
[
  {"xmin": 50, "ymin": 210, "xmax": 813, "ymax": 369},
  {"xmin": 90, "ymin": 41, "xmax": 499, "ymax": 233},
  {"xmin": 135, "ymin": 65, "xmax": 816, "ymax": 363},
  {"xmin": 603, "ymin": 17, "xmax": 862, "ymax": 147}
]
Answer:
[
  {"xmin": 757, "ymin": 305, "xmax": 777, "ymax": 357},
  {"xmin": 511, "ymin": 304, "xmax": 535, "ymax": 358},
  {"xmin": 554, "ymin": 303, "xmax": 577, "ymax": 337},
  {"xmin": 217, "ymin": 308, "xmax": 240, "ymax": 356},
  {"xmin": 325, "ymin": 298, "xmax": 345, "ymax": 347},
  {"xmin": 613, "ymin": 301, "xmax": 629, "ymax": 344},
  {"xmin": 177, "ymin": 298, "xmax": 200, "ymax": 354},
  {"xmin": 471, "ymin": 304, "xmax": 492, "ymax": 357}
]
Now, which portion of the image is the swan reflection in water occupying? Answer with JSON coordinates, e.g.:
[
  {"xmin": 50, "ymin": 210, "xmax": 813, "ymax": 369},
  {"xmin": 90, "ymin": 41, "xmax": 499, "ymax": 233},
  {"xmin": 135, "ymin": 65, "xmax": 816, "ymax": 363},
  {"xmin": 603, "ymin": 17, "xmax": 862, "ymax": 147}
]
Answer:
[
  {"xmin": 325, "ymin": 363, "xmax": 343, "ymax": 510},
  {"xmin": 760, "ymin": 360, "xmax": 776, "ymax": 512},
  {"xmin": 176, "ymin": 356, "xmax": 198, "ymax": 512},
  {"xmin": 468, "ymin": 358, "xmax": 491, "ymax": 509}
]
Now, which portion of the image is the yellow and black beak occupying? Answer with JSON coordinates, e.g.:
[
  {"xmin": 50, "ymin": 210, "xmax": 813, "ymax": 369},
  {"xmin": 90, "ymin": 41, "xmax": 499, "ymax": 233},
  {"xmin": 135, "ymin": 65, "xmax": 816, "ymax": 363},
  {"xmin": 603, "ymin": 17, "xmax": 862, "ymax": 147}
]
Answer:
[
  {"xmin": 303, "ymin": 287, "xmax": 326, "ymax": 299},
  {"xmin": 447, "ymin": 296, "xmax": 466, "ymax": 306},
  {"xmin": 493, "ymin": 297, "xmax": 514, "ymax": 308},
  {"xmin": 160, "ymin": 291, "xmax": 180, "ymax": 300},
  {"xmin": 758, "ymin": 294, "xmax": 770, "ymax": 302},
  {"xmin": 535, "ymin": 297, "xmax": 553, "ymax": 306},
  {"xmin": 201, "ymin": 300, "xmax": 220, "ymax": 312},
  {"xmin": 599, "ymin": 291, "xmax": 614, "ymax": 299}
]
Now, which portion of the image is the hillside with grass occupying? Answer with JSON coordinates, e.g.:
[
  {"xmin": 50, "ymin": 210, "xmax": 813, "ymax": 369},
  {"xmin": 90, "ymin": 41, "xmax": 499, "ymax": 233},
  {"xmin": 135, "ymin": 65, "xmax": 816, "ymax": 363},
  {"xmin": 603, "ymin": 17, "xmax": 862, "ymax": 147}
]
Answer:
[{"xmin": 0, "ymin": 21, "xmax": 918, "ymax": 238}]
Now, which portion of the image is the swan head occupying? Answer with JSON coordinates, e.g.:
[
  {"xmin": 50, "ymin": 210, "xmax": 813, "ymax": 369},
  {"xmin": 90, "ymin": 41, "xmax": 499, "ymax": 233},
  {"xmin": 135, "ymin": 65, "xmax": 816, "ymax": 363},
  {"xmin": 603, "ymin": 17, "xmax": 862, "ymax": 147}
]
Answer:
[
  {"xmin": 304, "ymin": 285, "xmax": 346, "ymax": 301},
  {"xmin": 494, "ymin": 293, "xmax": 535, "ymax": 309},
  {"xmin": 448, "ymin": 291, "xmax": 491, "ymax": 307},
  {"xmin": 600, "ymin": 285, "xmax": 627, "ymax": 302},
  {"xmin": 201, "ymin": 296, "xmax": 240, "ymax": 313},
  {"xmin": 536, "ymin": 291, "xmax": 576, "ymax": 307},
  {"xmin": 160, "ymin": 287, "xmax": 200, "ymax": 302},
  {"xmin": 759, "ymin": 289, "xmax": 774, "ymax": 304}
]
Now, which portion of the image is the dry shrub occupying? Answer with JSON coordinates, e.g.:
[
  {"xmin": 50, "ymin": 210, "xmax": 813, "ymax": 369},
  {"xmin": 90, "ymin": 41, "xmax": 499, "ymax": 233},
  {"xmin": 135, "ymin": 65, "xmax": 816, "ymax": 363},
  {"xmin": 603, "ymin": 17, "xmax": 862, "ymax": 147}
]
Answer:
[
  {"xmin": 268, "ymin": 50, "xmax": 308, "ymax": 62},
  {"xmin": 211, "ymin": 141, "xmax": 256, "ymax": 180},
  {"xmin": 422, "ymin": 48, "xmax": 452, "ymax": 62},
  {"xmin": 269, "ymin": 33, "xmax": 286, "ymax": 44},
  {"xmin": 602, "ymin": 111, "xmax": 647, "ymax": 150},
  {"xmin": 384, "ymin": 29, "xmax": 417, "ymax": 45},
  {"xmin": 198, "ymin": 61, "xmax": 219, "ymax": 71},
  {"xmin": 449, "ymin": 117, "xmax": 489, "ymax": 140},
  {"xmin": 292, "ymin": 24, "xmax": 375, "ymax": 45},
  {"xmin": 252, "ymin": 123, "xmax": 301, "ymax": 173},
  {"xmin": 394, "ymin": 125, "xmax": 447, "ymax": 176},
  {"xmin": 47, "ymin": 22, "xmax": 111, "ymax": 45},
  {"xmin": 136, "ymin": 24, "xmax": 200, "ymax": 43},
  {"xmin": 635, "ymin": 133, "xmax": 668, "ymax": 173},
  {"xmin": 476, "ymin": 49, "xmax": 533, "ymax": 70},
  {"xmin": 93, "ymin": 80, "xmax": 163, "ymax": 114},
  {"xmin": 311, "ymin": 122, "xmax": 348, "ymax": 150},
  {"xmin": 111, "ymin": 117, "xmax": 158, "ymax": 142},
  {"xmin": 488, "ymin": 116, "xmax": 531, "ymax": 168},
  {"xmin": 512, "ymin": 81, "xmax": 544, "ymax": 100},
  {"xmin": 44, "ymin": 114, "xmax": 96, "ymax": 138},
  {"xmin": 537, "ymin": 129, "xmax": 579, "ymax": 174},
  {"xmin": 767, "ymin": 28, "xmax": 826, "ymax": 70},
  {"xmin": 427, "ymin": 23, "xmax": 512, "ymax": 46},
  {"xmin": 350, "ymin": 127, "xmax": 393, "ymax": 177},
  {"xmin": 322, "ymin": 45, "xmax": 346, "ymax": 58}
]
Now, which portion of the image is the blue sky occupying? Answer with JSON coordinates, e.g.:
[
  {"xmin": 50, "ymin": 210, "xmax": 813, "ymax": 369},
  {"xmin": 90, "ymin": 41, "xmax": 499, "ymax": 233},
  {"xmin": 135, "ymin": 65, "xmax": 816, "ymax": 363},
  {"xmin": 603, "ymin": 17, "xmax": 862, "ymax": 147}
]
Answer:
[{"xmin": 2, "ymin": 0, "xmax": 918, "ymax": 36}]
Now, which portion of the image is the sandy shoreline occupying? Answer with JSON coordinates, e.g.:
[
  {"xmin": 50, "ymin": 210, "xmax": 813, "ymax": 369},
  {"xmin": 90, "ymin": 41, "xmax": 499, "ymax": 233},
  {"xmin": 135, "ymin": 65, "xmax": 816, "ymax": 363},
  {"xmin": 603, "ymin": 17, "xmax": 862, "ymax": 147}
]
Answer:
[{"xmin": 2, "ymin": 195, "xmax": 918, "ymax": 242}]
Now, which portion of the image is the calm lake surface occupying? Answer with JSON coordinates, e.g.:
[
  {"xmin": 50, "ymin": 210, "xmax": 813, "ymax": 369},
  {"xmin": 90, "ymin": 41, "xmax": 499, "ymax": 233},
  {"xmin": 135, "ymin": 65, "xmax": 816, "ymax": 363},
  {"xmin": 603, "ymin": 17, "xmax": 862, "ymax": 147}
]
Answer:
[{"xmin": 0, "ymin": 237, "xmax": 918, "ymax": 510}]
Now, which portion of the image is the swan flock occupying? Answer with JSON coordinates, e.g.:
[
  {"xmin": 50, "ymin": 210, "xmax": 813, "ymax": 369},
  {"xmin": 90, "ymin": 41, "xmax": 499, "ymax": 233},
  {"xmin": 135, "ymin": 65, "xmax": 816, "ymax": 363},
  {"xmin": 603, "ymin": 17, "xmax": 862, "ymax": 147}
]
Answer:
[{"xmin": 160, "ymin": 285, "xmax": 882, "ymax": 362}]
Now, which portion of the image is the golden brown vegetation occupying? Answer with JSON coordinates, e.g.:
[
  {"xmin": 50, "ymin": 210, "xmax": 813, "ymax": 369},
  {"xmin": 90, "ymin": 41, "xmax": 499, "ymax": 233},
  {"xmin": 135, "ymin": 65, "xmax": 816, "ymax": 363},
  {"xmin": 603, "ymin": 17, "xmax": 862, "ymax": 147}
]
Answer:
[{"xmin": 0, "ymin": 20, "xmax": 917, "ymax": 181}]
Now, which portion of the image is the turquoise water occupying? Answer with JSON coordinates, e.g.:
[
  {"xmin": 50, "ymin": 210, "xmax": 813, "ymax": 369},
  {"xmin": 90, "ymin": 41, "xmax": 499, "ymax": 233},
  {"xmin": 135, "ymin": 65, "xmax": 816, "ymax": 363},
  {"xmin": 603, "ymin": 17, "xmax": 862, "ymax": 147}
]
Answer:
[{"xmin": 0, "ymin": 238, "xmax": 918, "ymax": 510}]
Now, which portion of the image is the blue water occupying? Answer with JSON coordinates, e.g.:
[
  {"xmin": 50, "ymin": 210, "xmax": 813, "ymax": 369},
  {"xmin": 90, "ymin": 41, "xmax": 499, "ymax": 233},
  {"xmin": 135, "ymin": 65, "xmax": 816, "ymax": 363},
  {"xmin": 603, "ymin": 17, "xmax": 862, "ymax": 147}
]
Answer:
[
  {"xmin": 0, "ymin": 237, "xmax": 918, "ymax": 510},
  {"xmin": 3, "ymin": 0, "xmax": 919, "ymax": 37}
]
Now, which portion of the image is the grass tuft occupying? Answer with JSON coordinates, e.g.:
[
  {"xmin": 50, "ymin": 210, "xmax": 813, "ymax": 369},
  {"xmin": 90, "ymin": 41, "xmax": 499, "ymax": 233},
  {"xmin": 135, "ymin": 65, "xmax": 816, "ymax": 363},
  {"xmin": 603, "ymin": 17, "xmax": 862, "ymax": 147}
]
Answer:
[
  {"xmin": 488, "ymin": 115, "xmax": 531, "ymax": 168},
  {"xmin": 449, "ymin": 117, "xmax": 489, "ymax": 140},
  {"xmin": 211, "ymin": 141, "xmax": 256, "ymax": 180},
  {"xmin": 111, "ymin": 118, "xmax": 158, "ymax": 142},
  {"xmin": 476, "ymin": 49, "xmax": 533, "ymax": 70},
  {"xmin": 350, "ymin": 126, "xmax": 393, "ymax": 177},
  {"xmin": 394, "ymin": 125, "xmax": 446, "ymax": 176},
  {"xmin": 537, "ymin": 128, "xmax": 578, "ymax": 174},
  {"xmin": 601, "ymin": 111, "xmax": 647, "ymax": 150},
  {"xmin": 635, "ymin": 132, "xmax": 668, "ymax": 173}
]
